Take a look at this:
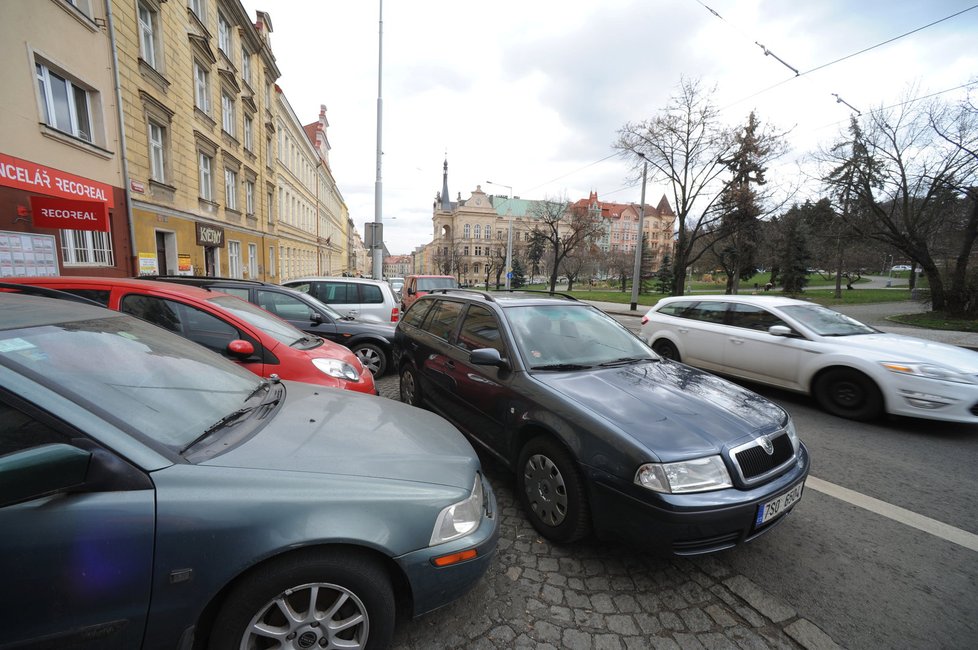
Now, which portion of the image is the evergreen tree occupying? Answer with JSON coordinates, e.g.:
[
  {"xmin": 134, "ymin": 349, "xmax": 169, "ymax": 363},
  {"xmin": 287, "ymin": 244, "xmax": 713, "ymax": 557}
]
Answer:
[
  {"xmin": 655, "ymin": 254, "xmax": 673, "ymax": 293},
  {"xmin": 511, "ymin": 259, "xmax": 527, "ymax": 289},
  {"xmin": 778, "ymin": 205, "xmax": 812, "ymax": 295}
]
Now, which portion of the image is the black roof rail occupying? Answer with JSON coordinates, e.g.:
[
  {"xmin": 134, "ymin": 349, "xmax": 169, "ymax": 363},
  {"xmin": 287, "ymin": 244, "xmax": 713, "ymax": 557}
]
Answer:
[
  {"xmin": 500, "ymin": 288, "xmax": 580, "ymax": 302},
  {"xmin": 0, "ymin": 282, "xmax": 104, "ymax": 307},
  {"xmin": 429, "ymin": 287, "xmax": 497, "ymax": 302}
]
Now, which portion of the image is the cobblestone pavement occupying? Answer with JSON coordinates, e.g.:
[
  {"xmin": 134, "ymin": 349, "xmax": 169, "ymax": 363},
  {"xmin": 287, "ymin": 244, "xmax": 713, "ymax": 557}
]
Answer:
[{"xmin": 374, "ymin": 374, "xmax": 840, "ymax": 650}]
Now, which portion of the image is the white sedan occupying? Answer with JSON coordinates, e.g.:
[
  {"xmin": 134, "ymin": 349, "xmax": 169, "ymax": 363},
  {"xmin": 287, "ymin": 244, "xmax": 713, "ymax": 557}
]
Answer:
[{"xmin": 640, "ymin": 295, "xmax": 978, "ymax": 423}]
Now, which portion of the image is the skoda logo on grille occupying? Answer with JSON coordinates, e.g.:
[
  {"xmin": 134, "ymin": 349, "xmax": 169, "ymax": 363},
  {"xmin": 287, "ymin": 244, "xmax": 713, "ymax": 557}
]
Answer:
[
  {"xmin": 297, "ymin": 631, "xmax": 318, "ymax": 649},
  {"xmin": 757, "ymin": 435, "xmax": 775, "ymax": 455}
]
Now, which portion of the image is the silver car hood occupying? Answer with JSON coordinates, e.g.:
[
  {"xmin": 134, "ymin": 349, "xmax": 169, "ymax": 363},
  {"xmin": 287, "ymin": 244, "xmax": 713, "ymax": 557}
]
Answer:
[{"xmin": 203, "ymin": 381, "xmax": 479, "ymax": 489}]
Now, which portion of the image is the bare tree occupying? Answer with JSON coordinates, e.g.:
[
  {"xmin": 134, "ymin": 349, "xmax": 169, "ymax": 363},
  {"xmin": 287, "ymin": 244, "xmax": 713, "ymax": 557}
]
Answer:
[
  {"xmin": 820, "ymin": 88, "xmax": 978, "ymax": 313},
  {"xmin": 615, "ymin": 77, "xmax": 737, "ymax": 296},
  {"xmin": 432, "ymin": 241, "xmax": 463, "ymax": 278},
  {"xmin": 529, "ymin": 197, "xmax": 604, "ymax": 293}
]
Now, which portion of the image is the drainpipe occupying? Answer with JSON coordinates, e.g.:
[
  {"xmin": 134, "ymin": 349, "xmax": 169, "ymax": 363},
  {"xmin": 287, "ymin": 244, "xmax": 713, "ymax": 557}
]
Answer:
[{"xmin": 105, "ymin": 0, "xmax": 138, "ymax": 275}]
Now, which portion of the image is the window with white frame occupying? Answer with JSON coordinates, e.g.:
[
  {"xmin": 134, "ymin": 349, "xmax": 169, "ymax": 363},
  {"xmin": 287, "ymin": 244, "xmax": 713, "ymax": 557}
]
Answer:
[
  {"xmin": 241, "ymin": 46, "xmax": 251, "ymax": 86},
  {"xmin": 265, "ymin": 135, "xmax": 273, "ymax": 166},
  {"xmin": 228, "ymin": 240, "xmax": 241, "ymax": 278},
  {"xmin": 474, "ymin": 224, "xmax": 481, "ymax": 239},
  {"xmin": 61, "ymin": 229, "xmax": 113, "ymax": 266},
  {"xmin": 266, "ymin": 190, "xmax": 273, "ymax": 223},
  {"xmin": 485, "ymin": 226, "xmax": 491, "ymax": 240},
  {"xmin": 464, "ymin": 224, "xmax": 470, "ymax": 238},
  {"xmin": 221, "ymin": 92, "xmax": 235, "ymax": 135},
  {"xmin": 243, "ymin": 114, "xmax": 253, "ymax": 150},
  {"xmin": 224, "ymin": 168, "xmax": 237, "ymax": 210},
  {"xmin": 35, "ymin": 62, "xmax": 94, "ymax": 142},
  {"xmin": 148, "ymin": 120, "xmax": 166, "ymax": 182},
  {"xmin": 193, "ymin": 62, "xmax": 210, "ymax": 113},
  {"xmin": 245, "ymin": 180, "xmax": 255, "ymax": 214},
  {"xmin": 188, "ymin": 0, "xmax": 204, "ymax": 18},
  {"xmin": 198, "ymin": 152, "xmax": 213, "ymax": 200},
  {"xmin": 218, "ymin": 13, "xmax": 232, "ymax": 56},
  {"xmin": 268, "ymin": 245, "xmax": 275, "ymax": 277},
  {"xmin": 248, "ymin": 243, "xmax": 258, "ymax": 278},
  {"xmin": 137, "ymin": 2, "xmax": 160, "ymax": 69}
]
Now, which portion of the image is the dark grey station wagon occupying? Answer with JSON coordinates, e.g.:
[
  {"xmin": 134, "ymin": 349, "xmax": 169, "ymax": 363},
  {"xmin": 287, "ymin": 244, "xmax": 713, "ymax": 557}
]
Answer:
[{"xmin": 395, "ymin": 289, "xmax": 810, "ymax": 556}]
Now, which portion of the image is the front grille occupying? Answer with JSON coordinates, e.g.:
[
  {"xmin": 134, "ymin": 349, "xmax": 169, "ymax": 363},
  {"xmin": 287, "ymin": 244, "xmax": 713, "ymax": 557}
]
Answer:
[{"xmin": 731, "ymin": 432, "xmax": 794, "ymax": 484}]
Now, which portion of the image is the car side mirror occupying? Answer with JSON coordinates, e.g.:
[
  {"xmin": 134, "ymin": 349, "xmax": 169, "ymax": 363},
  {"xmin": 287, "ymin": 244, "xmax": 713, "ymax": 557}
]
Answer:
[
  {"xmin": 227, "ymin": 339, "xmax": 256, "ymax": 358},
  {"xmin": 310, "ymin": 311, "xmax": 323, "ymax": 325},
  {"xmin": 470, "ymin": 347, "xmax": 509, "ymax": 369},
  {"xmin": 768, "ymin": 325, "xmax": 793, "ymax": 337},
  {"xmin": 0, "ymin": 444, "xmax": 91, "ymax": 507}
]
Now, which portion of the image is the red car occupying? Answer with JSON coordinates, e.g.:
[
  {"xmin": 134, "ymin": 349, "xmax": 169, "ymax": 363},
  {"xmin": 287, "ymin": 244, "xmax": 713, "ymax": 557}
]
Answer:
[{"xmin": 3, "ymin": 277, "xmax": 376, "ymax": 394}]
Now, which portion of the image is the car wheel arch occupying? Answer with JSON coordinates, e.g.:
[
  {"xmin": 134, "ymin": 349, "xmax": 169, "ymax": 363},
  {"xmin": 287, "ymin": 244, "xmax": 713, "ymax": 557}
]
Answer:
[{"xmin": 193, "ymin": 543, "xmax": 411, "ymax": 645}]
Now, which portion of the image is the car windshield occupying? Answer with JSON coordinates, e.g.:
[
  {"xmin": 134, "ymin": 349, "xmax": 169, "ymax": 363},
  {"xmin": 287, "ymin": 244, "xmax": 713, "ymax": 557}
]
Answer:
[
  {"xmin": 418, "ymin": 277, "xmax": 457, "ymax": 291},
  {"xmin": 209, "ymin": 294, "xmax": 309, "ymax": 345},
  {"xmin": 507, "ymin": 304, "xmax": 654, "ymax": 369},
  {"xmin": 780, "ymin": 304, "xmax": 877, "ymax": 336},
  {"xmin": 0, "ymin": 314, "xmax": 260, "ymax": 451}
]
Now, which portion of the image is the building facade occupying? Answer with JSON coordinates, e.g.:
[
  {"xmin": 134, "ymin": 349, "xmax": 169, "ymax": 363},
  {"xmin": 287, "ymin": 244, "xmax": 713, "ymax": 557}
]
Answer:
[
  {"xmin": 303, "ymin": 105, "xmax": 348, "ymax": 275},
  {"xmin": 1, "ymin": 0, "xmax": 131, "ymax": 278},
  {"xmin": 112, "ymin": 0, "xmax": 282, "ymax": 279}
]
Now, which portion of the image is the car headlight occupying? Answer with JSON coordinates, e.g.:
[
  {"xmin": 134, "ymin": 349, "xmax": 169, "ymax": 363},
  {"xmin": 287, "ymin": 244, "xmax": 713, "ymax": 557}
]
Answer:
[
  {"xmin": 635, "ymin": 456, "xmax": 732, "ymax": 494},
  {"xmin": 880, "ymin": 362, "xmax": 977, "ymax": 385},
  {"xmin": 430, "ymin": 474, "xmax": 484, "ymax": 545},
  {"xmin": 312, "ymin": 357, "xmax": 361, "ymax": 382},
  {"xmin": 784, "ymin": 418, "xmax": 800, "ymax": 452}
]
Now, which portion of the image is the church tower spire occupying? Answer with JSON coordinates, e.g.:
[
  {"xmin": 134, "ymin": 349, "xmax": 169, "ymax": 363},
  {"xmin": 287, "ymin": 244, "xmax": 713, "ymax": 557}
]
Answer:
[{"xmin": 441, "ymin": 158, "xmax": 451, "ymax": 212}]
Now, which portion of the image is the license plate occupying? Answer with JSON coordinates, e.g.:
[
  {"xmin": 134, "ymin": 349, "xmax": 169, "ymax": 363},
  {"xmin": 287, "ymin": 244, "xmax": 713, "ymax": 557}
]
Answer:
[{"xmin": 755, "ymin": 481, "xmax": 804, "ymax": 526}]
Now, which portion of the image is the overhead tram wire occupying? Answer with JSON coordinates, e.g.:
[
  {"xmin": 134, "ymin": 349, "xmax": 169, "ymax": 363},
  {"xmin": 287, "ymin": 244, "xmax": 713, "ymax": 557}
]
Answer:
[{"xmin": 710, "ymin": 2, "xmax": 978, "ymax": 114}]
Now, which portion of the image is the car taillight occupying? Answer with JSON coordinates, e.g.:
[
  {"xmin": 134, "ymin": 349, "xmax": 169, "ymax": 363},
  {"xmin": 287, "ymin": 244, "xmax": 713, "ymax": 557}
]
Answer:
[{"xmin": 391, "ymin": 307, "xmax": 400, "ymax": 322}]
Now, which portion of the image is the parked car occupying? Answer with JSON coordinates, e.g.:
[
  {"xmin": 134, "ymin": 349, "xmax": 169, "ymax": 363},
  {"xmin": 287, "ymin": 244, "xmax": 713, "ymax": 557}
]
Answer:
[
  {"xmin": 2, "ymin": 277, "xmax": 376, "ymax": 394},
  {"xmin": 395, "ymin": 289, "xmax": 809, "ymax": 555},
  {"xmin": 400, "ymin": 274, "xmax": 458, "ymax": 312},
  {"xmin": 283, "ymin": 276, "xmax": 400, "ymax": 324},
  {"xmin": 140, "ymin": 276, "xmax": 396, "ymax": 376},
  {"xmin": 891, "ymin": 264, "xmax": 912, "ymax": 272},
  {"xmin": 0, "ymin": 288, "xmax": 498, "ymax": 649},
  {"xmin": 388, "ymin": 276, "xmax": 405, "ymax": 297},
  {"xmin": 641, "ymin": 294, "xmax": 978, "ymax": 423}
]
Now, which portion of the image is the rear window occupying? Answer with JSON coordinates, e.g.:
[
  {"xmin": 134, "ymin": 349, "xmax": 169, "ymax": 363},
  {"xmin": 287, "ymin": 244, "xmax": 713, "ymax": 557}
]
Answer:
[
  {"xmin": 361, "ymin": 283, "xmax": 384, "ymax": 304},
  {"xmin": 418, "ymin": 277, "xmax": 457, "ymax": 291}
]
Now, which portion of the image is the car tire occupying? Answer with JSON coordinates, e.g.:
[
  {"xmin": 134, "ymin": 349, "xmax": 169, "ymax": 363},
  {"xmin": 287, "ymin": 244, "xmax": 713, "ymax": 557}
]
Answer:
[
  {"xmin": 517, "ymin": 436, "xmax": 590, "ymax": 544},
  {"xmin": 353, "ymin": 342, "xmax": 387, "ymax": 377},
  {"xmin": 813, "ymin": 368, "xmax": 883, "ymax": 421},
  {"xmin": 208, "ymin": 550, "xmax": 394, "ymax": 650},
  {"xmin": 652, "ymin": 339, "xmax": 681, "ymax": 362},
  {"xmin": 399, "ymin": 365, "xmax": 423, "ymax": 406}
]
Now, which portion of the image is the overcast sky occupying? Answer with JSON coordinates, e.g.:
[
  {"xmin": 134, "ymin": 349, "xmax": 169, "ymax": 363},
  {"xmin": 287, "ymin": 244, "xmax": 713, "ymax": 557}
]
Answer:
[{"xmin": 240, "ymin": 0, "xmax": 978, "ymax": 254}]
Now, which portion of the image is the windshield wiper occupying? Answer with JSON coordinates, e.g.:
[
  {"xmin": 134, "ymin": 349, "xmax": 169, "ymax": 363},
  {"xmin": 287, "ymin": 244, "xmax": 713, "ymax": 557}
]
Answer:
[
  {"xmin": 531, "ymin": 363, "xmax": 592, "ymax": 371},
  {"xmin": 598, "ymin": 357, "xmax": 654, "ymax": 367},
  {"xmin": 291, "ymin": 334, "xmax": 322, "ymax": 348},
  {"xmin": 245, "ymin": 378, "xmax": 271, "ymax": 402},
  {"xmin": 180, "ymin": 407, "xmax": 254, "ymax": 454}
]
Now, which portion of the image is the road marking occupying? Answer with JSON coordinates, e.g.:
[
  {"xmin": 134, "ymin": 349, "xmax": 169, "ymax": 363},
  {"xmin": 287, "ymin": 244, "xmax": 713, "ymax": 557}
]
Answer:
[{"xmin": 807, "ymin": 476, "xmax": 978, "ymax": 553}]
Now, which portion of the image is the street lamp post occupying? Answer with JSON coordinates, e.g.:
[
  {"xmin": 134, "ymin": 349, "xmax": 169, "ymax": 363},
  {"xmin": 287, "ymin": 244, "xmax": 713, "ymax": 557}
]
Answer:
[
  {"xmin": 486, "ymin": 180, "xmax": 513, "ymax": 290},
  {"xmin": 372, "ymin": 0, "xmax": 384, "ymax": 280},
  {"xmin": 629, "ymin": 156, "xmax": 649, "ymax": 311}
]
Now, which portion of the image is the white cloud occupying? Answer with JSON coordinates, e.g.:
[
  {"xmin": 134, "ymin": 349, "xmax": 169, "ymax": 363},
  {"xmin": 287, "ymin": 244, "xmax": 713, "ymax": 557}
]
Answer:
[{"xmin": 242, "ymin": 0, "xmax": 978, "ymax": 254}]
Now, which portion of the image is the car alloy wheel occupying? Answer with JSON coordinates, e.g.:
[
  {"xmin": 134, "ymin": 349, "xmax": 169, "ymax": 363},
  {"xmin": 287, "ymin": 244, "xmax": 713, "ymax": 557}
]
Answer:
[
  {"xmin": 652, "ymin": 340, "xmax": 680, "ymax": 362},
  {"xmin": 209, "ymin": 551, "xmax": 394, "ymax": 650},
  {"xmin": 517, "ymin": 437, "xmax": 590, "ymax": 544},
  {"xmin": 399, "ymin": 365, "xmax": 423, "ymax": 407},
  {"xmin": 353, "ymin": 343, "xmax": 386, "ymax": 377}
]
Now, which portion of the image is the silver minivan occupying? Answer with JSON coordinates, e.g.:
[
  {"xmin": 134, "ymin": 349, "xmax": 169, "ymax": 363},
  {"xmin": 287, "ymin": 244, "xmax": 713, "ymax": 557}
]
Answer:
[{"xmin": 284, "ymin": 276, "xmax": 400, "ymax": 324}]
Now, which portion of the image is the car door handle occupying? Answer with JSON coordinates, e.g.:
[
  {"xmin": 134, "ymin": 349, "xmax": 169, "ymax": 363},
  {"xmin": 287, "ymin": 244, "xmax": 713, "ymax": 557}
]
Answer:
[
  {"xmin": 678, "ymin": 327, "xmax": 689, "ymax": 333},
  {"xmin": 730, "ymin": 337, "xmax": 745, "ymax": 345},
  {"xmin": 445, "ymin": 360, "xmax": 456, "ymax": 369}
]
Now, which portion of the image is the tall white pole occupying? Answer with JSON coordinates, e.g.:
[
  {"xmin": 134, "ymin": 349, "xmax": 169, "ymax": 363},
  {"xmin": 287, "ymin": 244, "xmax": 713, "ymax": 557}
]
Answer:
[
  {"xmin": 372, "ymin": 0, "xmax": 384, "ymax": 279},
  {"xmin": 629, "ymin": 160, "xmax": 648, "ymax": 311}
]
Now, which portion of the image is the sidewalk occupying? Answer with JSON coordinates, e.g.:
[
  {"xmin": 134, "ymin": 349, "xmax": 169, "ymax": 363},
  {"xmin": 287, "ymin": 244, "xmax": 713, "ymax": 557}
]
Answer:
[{"xmin": 588, "ymin": 298, "xmax": 978, "ymax": 351}]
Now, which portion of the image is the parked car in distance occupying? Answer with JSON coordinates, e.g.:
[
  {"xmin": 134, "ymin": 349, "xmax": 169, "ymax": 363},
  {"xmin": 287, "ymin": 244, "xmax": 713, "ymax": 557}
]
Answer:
[
  {"xmin": 395, "ymin": 289, "xmax": 809, "ymax": 556},
  {"xmin": 891, "ymin": 264, "xmax": 912, "ymax": 272},
  {"xmin": 140, "ymin": 276, "xmax": 396, "ymax": 376},
  {"xmin": 401, "ymin": 274, "xmax": 458, "ymax": 312},
  {"xmin": 2, "ymin": 276, "xmax": 376, "ymax": 394},
  {"xmin": 0, "ymin": 288, "xmax": 498, "ymax": 649},
  {"xmin": 641, "ymin": 294, "xmax": 978, "ymax": 423},
  {"xmin": 388, "ymin": 276, "xmax": 405, "ymax": 297},
  {"xmin": 283, "ymin": 276, "xmax": 400, "ymax": 324}
]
